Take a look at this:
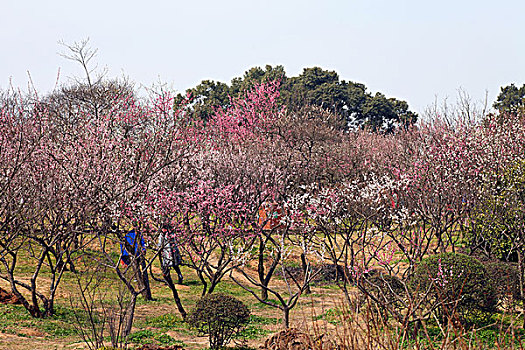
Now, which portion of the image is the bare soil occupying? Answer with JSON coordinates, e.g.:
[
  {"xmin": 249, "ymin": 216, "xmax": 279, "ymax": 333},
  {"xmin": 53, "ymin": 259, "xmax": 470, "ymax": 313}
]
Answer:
[{"xmin": 0, "ymin": 287, "xmax": 21, "ymax": 305}]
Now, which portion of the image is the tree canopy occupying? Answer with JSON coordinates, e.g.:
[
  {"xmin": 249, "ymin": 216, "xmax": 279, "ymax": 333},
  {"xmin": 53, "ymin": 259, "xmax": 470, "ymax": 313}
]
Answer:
[
  {"xmin": 175, "ymin": 65, "xmax": 418, "ymax": 131},
  {"xmin": 493, "ymin": 83, "xmax": 525, "ymax": 115}
]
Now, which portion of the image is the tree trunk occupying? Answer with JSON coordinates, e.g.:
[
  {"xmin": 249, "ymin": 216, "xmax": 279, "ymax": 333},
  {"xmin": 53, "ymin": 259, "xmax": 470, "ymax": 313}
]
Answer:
[
  {"xmin": 301, "ymin": 253, "xmax": 311, "ymax": 294},
  {"xmin": 123, "ymin": 293, "xmax": 138, "ymax": 338},
  {"xmin": 197, "ymin": 271, "xmax": 208, "ymax": 296},
  {"xmin": 437, "ymin": 231, "xmax": 445, "ymax": 254},
  {"xmin": 282, "ymin": 307, "xmax": 290, "ymax": 328},
  {"xmin": 261, "ymin": 287, "xmax": 269, "ymax": 301},
  {"xmin": 518, "ymin": 251, "xmax": 525, "ymax": 328},
  {"xmin": 44, "ymin": 298, "xmax": 54, "ymax": 318},
  {"xmin": 258, "ymin": 237, "xmax": 268, "ymax": 301},
  {"xmin": 136, "ymin": 258, "xmax": 153, "ymax": 300},
  {"xmin": 258, "ymin": 236, "xmax": 280, "ymax": 301},
  {"xmin": 162, "ymin": 268, "xmax": 187, "ymax": 319}
]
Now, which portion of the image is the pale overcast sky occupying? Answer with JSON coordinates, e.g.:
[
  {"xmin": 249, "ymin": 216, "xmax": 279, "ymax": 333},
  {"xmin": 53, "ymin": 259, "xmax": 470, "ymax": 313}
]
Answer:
[{"xmin": 2, "ymin": 0, "xmax": 524, "ymax": 113}]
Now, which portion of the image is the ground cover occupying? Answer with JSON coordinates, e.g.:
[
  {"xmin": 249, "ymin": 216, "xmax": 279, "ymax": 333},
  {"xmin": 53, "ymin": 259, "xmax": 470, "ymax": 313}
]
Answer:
[
  {"xmin": 2, "ymin": 247, "xmax": 525, "ymax": 350},
  {"xmin": 0, "ymin": 254, "xmax": 344, "ymax": 350}
]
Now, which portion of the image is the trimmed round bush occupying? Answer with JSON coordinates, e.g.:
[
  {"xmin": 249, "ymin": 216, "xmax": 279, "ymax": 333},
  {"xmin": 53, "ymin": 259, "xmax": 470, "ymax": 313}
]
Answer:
[
  {"xmin": 484, "ymin": 260, "xmax": 522, "ymax": 305},
  {"xmin": 359, "ymin": 270, "xmax": 406, "ymax": 318},
  {"xmin": 409, "ymin": 253, "xmax": 497, "ymax": 325},
  {"xmin": 187, "ymin": 293, "xmax": 250, "ymax": 349}
]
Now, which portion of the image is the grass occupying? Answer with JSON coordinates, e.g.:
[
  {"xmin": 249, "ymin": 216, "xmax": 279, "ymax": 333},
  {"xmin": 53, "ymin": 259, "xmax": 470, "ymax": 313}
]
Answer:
[
  {"xmin": 133, "ymin": 313, "xmax": 277, "ymax": 346},
  {"xmin": 3, "ymin": 239, "xmax": 525, "ymax": 350},
  {"xmin": 140, "ymin": 313, "xmax": 196, "ymax": 338},
  {"xmin": 394, "ymin": 323, "xmax": 525, "ymax": 349},
  {"xmin": 214, "ymin": 280, "xmax": 253, "ymax": 298},
  {"xmin": 0, "ymin": 303, "xmax": 79, "ymax": 338},
  {"xmin": 312, "ymin": 307, "xmax": 343, "ymax": 325},
  {"xmin": 127, "ymin": 329, "xmax": 186, "ymax": 346},
  {"xmin": 236, "ymin": 315, "xmax": 279, "ymax": 339},
  {"xmin": 144, "ymin": 313, "xmax": 186, "ymax": 330}
]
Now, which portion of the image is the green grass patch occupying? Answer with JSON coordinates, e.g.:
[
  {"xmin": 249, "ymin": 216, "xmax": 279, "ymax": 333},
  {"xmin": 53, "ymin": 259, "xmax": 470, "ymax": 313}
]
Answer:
[
  {"xmin": 0, "ymin": 303, "xmax": 79, "ymax": 337},
  {"xmin": 144, "ymin": 313, "xmax": 185, "ymax": 330},
  {"xmin": 128, "ymin": 328, "xmax": 187, "ymax": 346},
  {"xmin": 312, "ymin": 307, "xmax": 342, "ymax": 325},
  {"xmin": 214, "ymin": 281, "xmax": 252, "ymax": 298},
  {"xmin": 236, "ymin": 315, "xmax": 278, "ymax": 340}
]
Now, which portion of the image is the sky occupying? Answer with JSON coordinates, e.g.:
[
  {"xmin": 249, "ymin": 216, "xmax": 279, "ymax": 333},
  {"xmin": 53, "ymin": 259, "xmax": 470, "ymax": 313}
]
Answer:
[{"xmin": 2, "ymin": 0, "xmax": 524, "ymax": 114}]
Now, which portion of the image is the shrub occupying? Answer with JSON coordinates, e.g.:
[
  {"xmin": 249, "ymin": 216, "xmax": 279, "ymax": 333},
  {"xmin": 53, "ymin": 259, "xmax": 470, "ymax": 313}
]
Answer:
[
  {"xmin": 409, "ymin": 253, "xmax": 497, "ymax": 325},
  {"xmin": 187, "ymin": 293, "xmax": 250, "ymax": 349},
  {"xmin": 484, "ymin": 260, "xmax": 522, "ymax": 306},
  {"xmin": 359, "ymin": 270, "xmax": 406, "ymax": 319}
]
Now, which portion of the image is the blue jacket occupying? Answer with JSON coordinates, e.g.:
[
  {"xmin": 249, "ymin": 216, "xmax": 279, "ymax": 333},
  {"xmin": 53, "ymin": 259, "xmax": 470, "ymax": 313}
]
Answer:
[{"xmin": 121, "ymin": 229, "xmax": 146, "ymax": 257}]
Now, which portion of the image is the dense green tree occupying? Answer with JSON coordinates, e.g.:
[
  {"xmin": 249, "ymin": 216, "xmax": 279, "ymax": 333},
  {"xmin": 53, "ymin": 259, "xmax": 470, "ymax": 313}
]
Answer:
[
  {"xmin": 175, "ymin": 65, "xmax": 418, "ymax": 131},
  {"xmin": 280, "ymin": 67, "xmax": 348, "ymax": 114},
  {"xmin": 493, "ymin": 83, "xmax": 525, "ymax": 115},
  {"xmin": 389, "ymin": 98, "xmax": 418, "ymax": 130},
  {"xmin": 281, "ymin": 68, "xmax": 417, "ymax": 131},
  {"xmin": 174, "ymin": 80, "xmax": 231, "ymax": 122},
  {"xmin": 230, "ymin": 65, "xmax": 286, "ymax": 95},
  {"xmin": 360, "ymin": 93, "xmax": 398, "ymax": 132},
  {"xmin": 344, "ymin": 81, "xmax": 368, "ymax": 116}
]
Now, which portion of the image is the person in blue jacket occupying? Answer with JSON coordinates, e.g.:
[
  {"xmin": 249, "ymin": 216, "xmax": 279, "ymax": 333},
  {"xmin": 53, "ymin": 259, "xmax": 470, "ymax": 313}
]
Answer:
[
  {"xmin": 120, "ymin": 229, "xmax": 146, "ymax": 266},
  {"xmin": 120, "ymin": 228, "xmax": 153, "ymax": 300}
]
